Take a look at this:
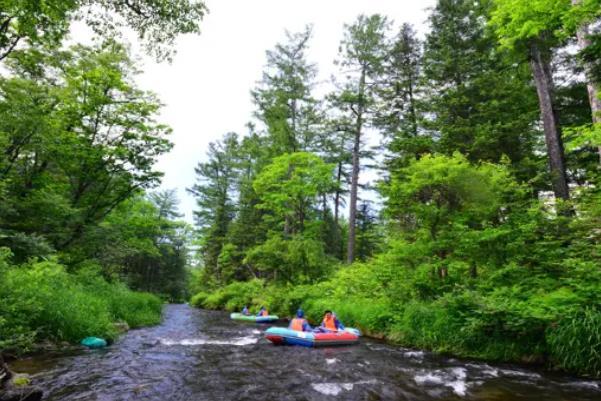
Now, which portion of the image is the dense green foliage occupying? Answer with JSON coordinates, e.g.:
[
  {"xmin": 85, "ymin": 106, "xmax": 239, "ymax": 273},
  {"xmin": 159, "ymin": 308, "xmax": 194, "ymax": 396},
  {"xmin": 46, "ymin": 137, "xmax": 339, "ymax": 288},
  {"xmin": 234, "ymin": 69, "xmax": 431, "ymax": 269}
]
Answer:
[
  {"xmin": 0, "ymin": 1, "xmax": 201, "ymax": 353},
  {"xmin": 0, "ymin": 250, "xmax": 162, "ymax": 353},
  {"xmin": 190, "ymin": 0, "xmax": 601, "ymax": 378},
  {"xmin": 0, "ymin": 0, "xmax": 207, "ymax": 61}
]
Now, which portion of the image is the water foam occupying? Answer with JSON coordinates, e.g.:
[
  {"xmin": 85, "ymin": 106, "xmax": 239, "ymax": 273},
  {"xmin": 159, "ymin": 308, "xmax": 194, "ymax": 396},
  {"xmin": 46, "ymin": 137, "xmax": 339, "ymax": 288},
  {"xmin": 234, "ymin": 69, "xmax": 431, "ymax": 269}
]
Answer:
[
  {"xmin": 311, "ymin": 380, "xmax": 377, "ymax": 396},
  {"xmin": 404, "ymin": 350, "xmax": 424, "ymax": 358},
  {"xmin": 466, "ymin": 363, "xmax": 499, "ymax": 378},
  {"xmin": 414, "ymin": 367, "xmax": 468, "ymax": 396},
  {"xmin": 311, "ymin": 383, "xmax": 354, "ymax": 396},
  {"xmin": 160, "ymin": 336, "xmax": 258, "ymax": 346},
  {"xmin": 326, "ymin": 358, "xmax": 339, "ymax": 365}
]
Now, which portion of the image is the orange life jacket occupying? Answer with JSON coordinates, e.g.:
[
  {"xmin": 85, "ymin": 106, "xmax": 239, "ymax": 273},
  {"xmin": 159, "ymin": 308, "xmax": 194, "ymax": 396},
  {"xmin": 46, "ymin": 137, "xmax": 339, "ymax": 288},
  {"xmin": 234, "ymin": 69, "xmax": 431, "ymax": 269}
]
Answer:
[
  {"xmin": 290, "ymin": 317, "xmax": 307, "ymax": 331},
  {"xmin": 261, "ymin": 310, "xmax": 269, "ymax": 316},
  {"xmin": 322, "ymin": 315, "xmax": 337, "ymax": 331}
]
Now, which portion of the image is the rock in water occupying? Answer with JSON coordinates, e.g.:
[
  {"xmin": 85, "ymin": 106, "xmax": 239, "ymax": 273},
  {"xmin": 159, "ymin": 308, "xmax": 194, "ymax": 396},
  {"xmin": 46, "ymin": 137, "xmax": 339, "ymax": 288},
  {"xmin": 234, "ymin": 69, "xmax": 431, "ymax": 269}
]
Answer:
[{"xmin": 0, "ymin": 362, "xmax": 43, "ymax": 401}]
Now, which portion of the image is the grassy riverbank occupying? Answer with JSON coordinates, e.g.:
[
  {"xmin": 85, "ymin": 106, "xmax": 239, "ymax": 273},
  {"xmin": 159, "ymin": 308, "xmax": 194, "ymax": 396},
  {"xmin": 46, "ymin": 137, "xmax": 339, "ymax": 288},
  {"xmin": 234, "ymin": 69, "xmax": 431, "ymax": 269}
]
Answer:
[
  {"xmin": 191, "ymin": 255, "xmax": 601, "ymax": 379},
  {"xmin": 0, "ymin": 253, "xmax": 163, "ymax": 354}
]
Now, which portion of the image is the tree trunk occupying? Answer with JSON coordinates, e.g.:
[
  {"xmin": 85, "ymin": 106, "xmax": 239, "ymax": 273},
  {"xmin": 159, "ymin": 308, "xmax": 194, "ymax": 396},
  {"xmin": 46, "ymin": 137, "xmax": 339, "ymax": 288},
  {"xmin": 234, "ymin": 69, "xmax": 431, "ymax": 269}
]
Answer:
[
  {"xmin": 334, "ymin": 161, "xmax": 343, "ymax": 224},
  {"xmin": 347, "ymin": 68, "xmax": 366, "ymax": 264},
  {"xmin": 572, "ymin": 0, "xmax": 601, "ymax": 163},
  {"xmin": 529, "ymin": 42, "xmax": 570, "ymax": 201}
]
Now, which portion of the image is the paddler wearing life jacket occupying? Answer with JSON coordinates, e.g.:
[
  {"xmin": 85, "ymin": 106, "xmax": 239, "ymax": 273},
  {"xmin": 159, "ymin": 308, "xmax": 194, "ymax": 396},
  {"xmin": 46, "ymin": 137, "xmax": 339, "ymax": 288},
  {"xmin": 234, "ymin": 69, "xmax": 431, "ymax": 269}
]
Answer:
[
  {"xmin": 257, "ymin": 306, "xmax": 269, "ymax": 317},
  {"xmin": 319, "ymin": 310, "xmax": 345, "ymax": 332},
  {"xmin": 289, "ymin": 309, "xmax": 312, "ymax": 332},
  {"xmin": 241, "ymin": 305, "xmax": 250, "ymax": 316}
]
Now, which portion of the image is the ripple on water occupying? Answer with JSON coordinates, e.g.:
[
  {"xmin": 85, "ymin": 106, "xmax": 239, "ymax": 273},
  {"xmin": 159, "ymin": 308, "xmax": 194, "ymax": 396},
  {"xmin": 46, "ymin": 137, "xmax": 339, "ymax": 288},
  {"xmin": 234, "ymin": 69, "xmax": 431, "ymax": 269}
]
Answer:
[
  {"xmin": 160, "ymin": 336, "xmax": 258, "ymax": 346},
  {"xmin": 311, "ymin": 380, "xmax": 377, "ymax": 396},
  {"xmin": 414, "ymin": 367, "xmax": 468, "ymax": 396}
]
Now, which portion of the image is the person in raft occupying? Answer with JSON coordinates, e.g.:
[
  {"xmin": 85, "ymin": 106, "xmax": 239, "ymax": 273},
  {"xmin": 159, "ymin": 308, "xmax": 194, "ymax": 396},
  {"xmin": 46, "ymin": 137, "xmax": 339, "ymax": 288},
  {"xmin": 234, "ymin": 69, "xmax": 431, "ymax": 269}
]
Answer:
[
  {"xmin": 257, "ymin": 306, "xmax": 269, "ymax": 317},
  {"xmin": 289, "ymin": 309, "xmax": 312, "ymax": 332},
  {"xmin": 241, "ymin": 305, "xmax": 250, "ymax": 316},
  {"xmin": 319, "ymin": 310, "xmax": 345, "ymax": 332}
]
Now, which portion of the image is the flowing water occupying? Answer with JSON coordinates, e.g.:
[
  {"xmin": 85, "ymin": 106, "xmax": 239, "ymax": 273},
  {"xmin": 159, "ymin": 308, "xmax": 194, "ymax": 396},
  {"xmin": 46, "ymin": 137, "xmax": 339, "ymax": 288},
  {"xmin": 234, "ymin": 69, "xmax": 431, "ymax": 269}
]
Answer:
[{"xmin": 10, "ymin": 304, "xmax": 601, "ymax": 401}]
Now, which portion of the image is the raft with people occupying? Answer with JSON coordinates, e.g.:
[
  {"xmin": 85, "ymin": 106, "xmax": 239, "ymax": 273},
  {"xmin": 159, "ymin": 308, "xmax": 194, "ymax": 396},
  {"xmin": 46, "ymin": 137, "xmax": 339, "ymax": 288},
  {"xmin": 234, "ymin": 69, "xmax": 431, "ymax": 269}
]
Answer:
[
  {"xmin": 264, "ymin": 309, "xmax": 361, "ymax": 347},
  {"xmin": 264, "ymin": 327, "xmax": 360, "ymax": 347},
  {"xmin": 230, "ymin": 305, "xmax": 278, "ymax": 323}
]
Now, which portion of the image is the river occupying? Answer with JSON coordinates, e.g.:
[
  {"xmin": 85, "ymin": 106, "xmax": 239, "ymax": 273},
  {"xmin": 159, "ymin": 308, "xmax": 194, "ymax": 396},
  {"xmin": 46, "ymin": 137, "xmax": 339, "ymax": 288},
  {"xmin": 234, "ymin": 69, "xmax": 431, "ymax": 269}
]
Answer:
[{"xmin": 9, "ymin": 304, "xmax": 601, "ymax": 401}]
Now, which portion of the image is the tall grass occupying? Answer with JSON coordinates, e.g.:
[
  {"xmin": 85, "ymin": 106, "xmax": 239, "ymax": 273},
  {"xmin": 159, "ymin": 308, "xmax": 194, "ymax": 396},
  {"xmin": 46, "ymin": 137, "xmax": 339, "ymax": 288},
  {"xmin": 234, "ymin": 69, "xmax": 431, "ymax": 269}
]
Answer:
[{"xmin": 547, "ymin": 308, "xmax": 601, "ymax": 377}]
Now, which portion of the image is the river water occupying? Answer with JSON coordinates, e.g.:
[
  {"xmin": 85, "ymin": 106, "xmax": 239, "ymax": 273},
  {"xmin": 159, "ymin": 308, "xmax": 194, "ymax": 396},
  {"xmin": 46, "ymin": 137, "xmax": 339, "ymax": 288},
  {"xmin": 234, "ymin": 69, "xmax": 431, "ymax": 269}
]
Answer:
[{"xmin": 10, "ymin": 304, "xmax": 601, "ymax": 401}]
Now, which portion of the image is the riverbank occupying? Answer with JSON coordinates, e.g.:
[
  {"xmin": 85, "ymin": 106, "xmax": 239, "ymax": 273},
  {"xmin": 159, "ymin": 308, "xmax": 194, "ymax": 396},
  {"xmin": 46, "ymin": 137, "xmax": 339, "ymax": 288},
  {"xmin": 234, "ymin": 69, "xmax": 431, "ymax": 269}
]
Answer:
[
  {"xmin": 0, "ymin": 259, "xmax": 163, "ymax": 355},
  {"xmin": 190, "ymin": 266, "xmax": 601, "ymax": 379}
]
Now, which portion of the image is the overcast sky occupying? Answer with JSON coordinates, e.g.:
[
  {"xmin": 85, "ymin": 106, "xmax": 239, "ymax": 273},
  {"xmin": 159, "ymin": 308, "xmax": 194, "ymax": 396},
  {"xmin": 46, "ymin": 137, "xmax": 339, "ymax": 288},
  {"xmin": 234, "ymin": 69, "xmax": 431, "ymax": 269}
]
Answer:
[{"xmin": 113, "ymin": 0, "xmax": 437, "ymax": 222}]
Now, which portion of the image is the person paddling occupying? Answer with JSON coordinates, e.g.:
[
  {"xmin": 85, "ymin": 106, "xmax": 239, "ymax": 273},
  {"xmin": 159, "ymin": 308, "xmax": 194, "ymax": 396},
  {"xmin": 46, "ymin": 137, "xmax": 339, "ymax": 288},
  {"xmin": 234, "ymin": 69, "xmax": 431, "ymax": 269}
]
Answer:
[
  {"xmin": 241, "ymin": 305, "xmax": 250, "ymax": 316},
  {"xmin": 319, "ymin": 310, "xmax": 344, "ymax": 332},
  {"xmin": 289, "ymin": 309, "xmax": 312, "ymax": 332},
  {"xmin": 257, "ymin": 306, "xmax": 269, "ymax": 317}
]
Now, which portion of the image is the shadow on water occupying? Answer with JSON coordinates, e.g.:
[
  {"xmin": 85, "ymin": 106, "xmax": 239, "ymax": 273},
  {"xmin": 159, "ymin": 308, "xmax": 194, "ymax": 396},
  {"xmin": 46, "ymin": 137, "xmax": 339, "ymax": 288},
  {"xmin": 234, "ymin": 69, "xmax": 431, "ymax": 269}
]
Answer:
[{"xmin": 9, "ymin": 304, "xmax": 601, "ymax": 401}]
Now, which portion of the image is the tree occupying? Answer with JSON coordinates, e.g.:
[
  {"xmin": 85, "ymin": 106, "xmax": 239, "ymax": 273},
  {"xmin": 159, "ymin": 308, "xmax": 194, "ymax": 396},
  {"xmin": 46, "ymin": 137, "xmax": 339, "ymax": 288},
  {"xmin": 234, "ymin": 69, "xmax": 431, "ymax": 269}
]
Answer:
[
  {"xmin": 253, "ymin": 152, "xmax": 336, "ymax": 236},
  {"xmin": 150, "ymin": 189, "xmax": 184, "ymax": 221},
  {"xmin": 252, "ymin": 26, "xmax": 321, "ymax": 154},
  {"xmin": 0, "ymin": 0, "xmax": 207, "ymax": 62},
  {"xmin": 355, "ymin": 201, "xmax": 381, "ymax": 261},
  {"xmin": 491, "ymin": 0, "xmax": 572, "ymax": 200},
  {"xmin": 384, "ymin": 153, "xmax": 519, "ymax": 279},
  {"xmin": 187, "ymin": 133, "xmax": 239, "ymax": 281},
  {"xmin": 333, "ymin": 14, "xmax": 390, "ymax": 263},
  {"xmin": 567, "ymin": 0, "xmax": 601, "ymax": 163},
  {"xmin": 79, "ymin": 193, "xmax": 191, "ymax": 301},
  {"xmin": 422, "ymin": 0, "xmax": 539, "ymax": 181},
  {"xmin": 376, "ymin": 23, "xmax": 430, "ymax": 172},
  {"xmin": 0, "ymin": 42, "xmax": 173, "ymax": 260}
]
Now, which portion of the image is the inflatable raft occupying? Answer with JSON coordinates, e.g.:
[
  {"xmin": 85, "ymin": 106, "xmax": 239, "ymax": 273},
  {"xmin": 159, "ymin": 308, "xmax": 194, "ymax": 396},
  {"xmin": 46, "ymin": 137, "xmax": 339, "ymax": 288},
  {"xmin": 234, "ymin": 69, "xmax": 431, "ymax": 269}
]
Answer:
[
  {"xmin": 265, "ymin": 327, "xmax": 360, "ymax": 347},
  {"xmin": 230, "ymin": 313, "xmax": 279, "ymax": 323}
]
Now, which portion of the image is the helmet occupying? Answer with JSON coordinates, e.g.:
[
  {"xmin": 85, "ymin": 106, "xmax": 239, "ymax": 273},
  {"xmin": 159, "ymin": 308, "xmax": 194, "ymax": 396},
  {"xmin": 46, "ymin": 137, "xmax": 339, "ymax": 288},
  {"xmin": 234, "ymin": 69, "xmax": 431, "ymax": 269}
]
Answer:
[{"xmin": 296, "ymin": 309, "xmax": 304, "ymax": 318}]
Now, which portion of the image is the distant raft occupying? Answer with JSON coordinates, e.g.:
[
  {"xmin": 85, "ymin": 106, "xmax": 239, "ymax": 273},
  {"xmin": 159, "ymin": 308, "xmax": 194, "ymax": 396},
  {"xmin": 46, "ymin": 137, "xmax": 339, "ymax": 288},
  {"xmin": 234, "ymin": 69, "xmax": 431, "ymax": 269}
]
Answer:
[
  {"xmin": 265, "ymin": 327, "xmax": 360, "ymax": 347},
  {"xmin": 81, "ymin": 337, "xmax": 107, "ymax": 349},
  {"xmin": 230, "ymin": 313, "xmax": 279, "ymax": 323}
]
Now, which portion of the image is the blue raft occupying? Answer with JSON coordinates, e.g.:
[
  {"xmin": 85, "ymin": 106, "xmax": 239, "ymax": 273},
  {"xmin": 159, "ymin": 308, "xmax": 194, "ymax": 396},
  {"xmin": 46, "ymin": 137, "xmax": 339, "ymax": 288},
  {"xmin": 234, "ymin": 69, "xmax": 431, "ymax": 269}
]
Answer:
[{"xmin": 265, "ymin": 327, "xmax": 360, "ymax": 347}]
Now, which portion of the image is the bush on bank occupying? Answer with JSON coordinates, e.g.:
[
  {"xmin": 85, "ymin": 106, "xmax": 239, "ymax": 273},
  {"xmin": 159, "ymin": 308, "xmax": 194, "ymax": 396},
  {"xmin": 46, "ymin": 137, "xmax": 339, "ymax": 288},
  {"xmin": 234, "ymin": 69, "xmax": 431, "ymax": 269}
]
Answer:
[{"xmin": 0, "ymin": 250, "xmax": 162, "ymax": 353}]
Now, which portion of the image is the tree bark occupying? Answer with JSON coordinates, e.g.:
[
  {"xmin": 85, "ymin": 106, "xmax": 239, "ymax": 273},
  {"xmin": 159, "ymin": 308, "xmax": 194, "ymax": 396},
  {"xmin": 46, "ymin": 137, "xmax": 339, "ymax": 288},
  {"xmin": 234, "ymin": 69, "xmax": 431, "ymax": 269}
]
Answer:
[
  {"xmin": 347, "ymin": 68, "xmax": 366, "ymax": 264},
  {"xmin": 572, "ymin": 0, "xmax": 601, "ymax": 163},
  {"xmin": 529, "ymin": 42, "xmax": 570, "ymax": 201}
]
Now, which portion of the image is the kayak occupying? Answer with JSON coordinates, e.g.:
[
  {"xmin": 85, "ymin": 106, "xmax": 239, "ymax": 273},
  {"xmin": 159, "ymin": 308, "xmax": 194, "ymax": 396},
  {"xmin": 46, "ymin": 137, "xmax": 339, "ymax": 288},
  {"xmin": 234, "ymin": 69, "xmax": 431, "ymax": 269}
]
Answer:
[
  {"xmin": 264, "ymin": 327, "xmax": 360, "ymax": 347},
  {"xmin": 230, "ymin": 313, "xmax": 279, "ymax": 323}
]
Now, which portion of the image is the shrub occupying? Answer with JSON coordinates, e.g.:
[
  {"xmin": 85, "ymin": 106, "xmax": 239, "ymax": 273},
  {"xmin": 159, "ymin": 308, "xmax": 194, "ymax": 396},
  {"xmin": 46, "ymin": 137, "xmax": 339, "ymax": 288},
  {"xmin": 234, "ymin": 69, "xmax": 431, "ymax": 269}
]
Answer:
[{"xmin": 0, "ymin": 258, "xmax": 162, "ymax": 353}]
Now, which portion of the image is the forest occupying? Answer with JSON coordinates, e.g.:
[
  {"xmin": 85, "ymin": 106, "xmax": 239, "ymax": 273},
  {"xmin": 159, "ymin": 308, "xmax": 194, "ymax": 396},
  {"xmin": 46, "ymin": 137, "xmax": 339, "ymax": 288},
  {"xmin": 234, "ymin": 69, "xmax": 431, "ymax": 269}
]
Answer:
[
  {"xmin": 0, "ymin": 0, "xmax": 204, "ymax": 353},
  {"xmin": 0, "ymin": 0, "xmax": 600, "ymax": 382},
  {"xmin": 188, "ymin": 0, "xmax": 601, "ymax": 378}
]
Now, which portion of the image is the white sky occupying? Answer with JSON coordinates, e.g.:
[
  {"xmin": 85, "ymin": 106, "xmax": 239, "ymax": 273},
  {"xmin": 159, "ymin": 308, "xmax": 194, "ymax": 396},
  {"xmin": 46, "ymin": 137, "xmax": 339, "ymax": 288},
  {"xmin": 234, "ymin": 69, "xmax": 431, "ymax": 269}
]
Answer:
[{"xmin": 96, "ymin": 0, "xmax": 437, "ymax": 222}]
